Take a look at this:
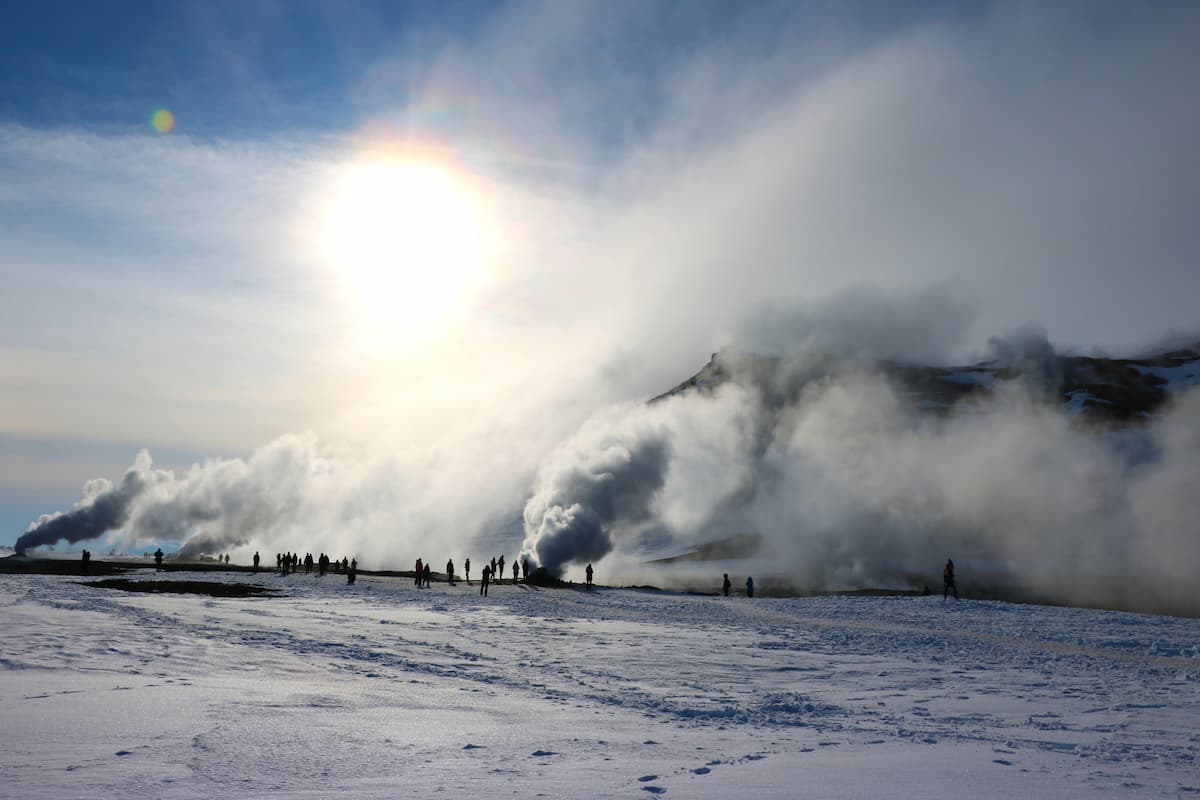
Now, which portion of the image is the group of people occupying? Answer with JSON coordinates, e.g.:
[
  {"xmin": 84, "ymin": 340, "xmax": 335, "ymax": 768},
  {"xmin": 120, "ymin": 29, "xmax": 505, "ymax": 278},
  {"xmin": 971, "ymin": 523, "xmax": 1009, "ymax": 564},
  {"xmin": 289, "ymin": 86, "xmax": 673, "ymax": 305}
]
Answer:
[
  {"xmin": 77, "ymin": 544, "xmax": 961, "ymax": 603},
  {"xmin": 275, "ymin": 552, "xmax": 352, "ymax": 577},
  {"xmin": 470, "ymin": 555, "xmax": 534, "ymax": 595},
  {"xmin": 721, "ymin": 573, "xmax": 754, "ymax": 597}
]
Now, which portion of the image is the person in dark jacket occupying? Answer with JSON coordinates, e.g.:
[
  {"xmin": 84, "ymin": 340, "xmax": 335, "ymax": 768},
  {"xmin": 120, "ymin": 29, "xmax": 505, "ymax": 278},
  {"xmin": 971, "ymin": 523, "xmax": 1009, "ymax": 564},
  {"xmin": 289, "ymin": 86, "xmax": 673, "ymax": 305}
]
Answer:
[
  {"xmin": 745, "ymin": 576, "xmax": 754, "ymax": 598},
  {"xmin": 480, "ymin": 565, "xmax": 491, "ymax": 596},
  {"xmin": 722, "ymin": 573, "xmax": 731, "ymax": 597},
  {"xmin": 943, "ymin": 558, "xmax": 958, "ymax": 600}
]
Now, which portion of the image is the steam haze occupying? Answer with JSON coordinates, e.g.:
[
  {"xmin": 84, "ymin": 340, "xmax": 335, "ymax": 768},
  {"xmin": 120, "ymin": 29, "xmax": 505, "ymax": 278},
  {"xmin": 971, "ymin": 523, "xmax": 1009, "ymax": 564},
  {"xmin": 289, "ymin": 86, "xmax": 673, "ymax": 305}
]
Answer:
[{"xmin": 5, "ymin": 3, "xmax": 1199, "ymax": 612}]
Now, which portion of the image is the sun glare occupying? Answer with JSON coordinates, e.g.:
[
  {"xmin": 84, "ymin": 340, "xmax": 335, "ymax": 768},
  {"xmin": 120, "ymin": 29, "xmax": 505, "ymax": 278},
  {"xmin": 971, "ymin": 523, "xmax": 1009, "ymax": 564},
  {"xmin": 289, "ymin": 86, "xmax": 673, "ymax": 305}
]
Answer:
[{"xmin": 318, "ymin": 156, "xmax": 491, "ymax": 346}]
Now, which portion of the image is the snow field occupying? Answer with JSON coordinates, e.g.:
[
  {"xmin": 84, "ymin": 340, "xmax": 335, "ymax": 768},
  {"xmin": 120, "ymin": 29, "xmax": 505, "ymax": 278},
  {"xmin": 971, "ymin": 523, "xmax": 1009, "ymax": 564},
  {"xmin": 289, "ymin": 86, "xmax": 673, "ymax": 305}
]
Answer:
[{"xmin": 1, "ymin": 571, "xmax": 1197, "ymax": 798}]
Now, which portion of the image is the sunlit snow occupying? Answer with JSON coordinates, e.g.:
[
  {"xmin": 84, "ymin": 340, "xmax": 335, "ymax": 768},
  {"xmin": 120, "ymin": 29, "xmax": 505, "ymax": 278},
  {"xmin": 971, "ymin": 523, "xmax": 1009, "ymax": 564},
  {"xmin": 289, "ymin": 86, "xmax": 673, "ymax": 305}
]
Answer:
[{"xmin": 2, "ymin": 571, "xmax": 1198, "ymax": 798}]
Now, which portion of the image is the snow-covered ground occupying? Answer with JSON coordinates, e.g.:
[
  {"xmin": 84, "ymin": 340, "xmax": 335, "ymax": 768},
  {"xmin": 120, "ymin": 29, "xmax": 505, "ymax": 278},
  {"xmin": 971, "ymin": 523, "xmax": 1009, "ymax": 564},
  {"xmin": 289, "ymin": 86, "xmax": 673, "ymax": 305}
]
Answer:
[{"xmin": 2, "ymin": 570, "xmax": 1198, "ymax": 799}]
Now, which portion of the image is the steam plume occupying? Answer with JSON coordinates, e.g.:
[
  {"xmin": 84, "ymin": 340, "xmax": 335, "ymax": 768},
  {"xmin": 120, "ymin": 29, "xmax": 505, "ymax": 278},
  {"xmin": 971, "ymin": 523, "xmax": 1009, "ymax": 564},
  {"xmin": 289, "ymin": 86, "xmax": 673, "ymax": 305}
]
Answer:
[{"xmin": 520, "ymin": 325, "xmax": 1200, "ymax": 614}]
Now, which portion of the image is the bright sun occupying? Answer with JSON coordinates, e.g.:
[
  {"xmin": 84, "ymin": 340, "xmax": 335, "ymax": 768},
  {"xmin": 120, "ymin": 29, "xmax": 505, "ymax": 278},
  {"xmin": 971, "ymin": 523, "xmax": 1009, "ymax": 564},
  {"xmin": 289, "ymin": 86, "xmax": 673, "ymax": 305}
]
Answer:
[{"xmin": 318, "ymin": 156, "xmax": 490, "ymax": 345}]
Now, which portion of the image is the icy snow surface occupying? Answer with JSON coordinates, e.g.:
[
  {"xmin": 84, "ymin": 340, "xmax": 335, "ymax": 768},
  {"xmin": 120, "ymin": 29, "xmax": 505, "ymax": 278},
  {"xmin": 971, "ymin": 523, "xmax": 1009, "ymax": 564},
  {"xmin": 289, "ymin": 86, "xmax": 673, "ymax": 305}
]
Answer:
[
  {"xmin": 2, "ymin": 571, "xmax": 1198, "ymax": 799},
  {"xmin": 1129, "ymin": 361, "xmax": 1200, "ymax": 393},
  {"xmin": 1062, "ymin": 390, "xmax": 1111, "ymax": 417}
]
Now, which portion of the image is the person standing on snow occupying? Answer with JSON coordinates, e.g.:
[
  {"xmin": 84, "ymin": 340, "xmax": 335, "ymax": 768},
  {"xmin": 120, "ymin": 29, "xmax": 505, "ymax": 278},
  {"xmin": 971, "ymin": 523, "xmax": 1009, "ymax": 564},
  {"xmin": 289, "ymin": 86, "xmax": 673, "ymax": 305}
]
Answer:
[
  {"xmin": 745, "ymin": 576, "xmax": 754, "ymax": 598},
  {"xmin": 723, "ymin": 574, "xmax": 731, "ymax": 597},
  {"xmin": 585, "ymin": 563, "xmax": 594, "ymax": 589},
  {"xmin": 464, "ymin": 557, "xmax": 471, "ymax": 584},
  {"xmin": 415, "ymin": 558, "xmax": 423, "ymax": 587},
  {"xmin": 943, "ymin": 558, "xmax": 958, "ymax": 600},
  {"xmin": 480, "ymin": 564, "xmax": 491, "ymax": 596},
  {"xmin": 446, "ymin": 558, "xmax": 455, "ymax": 585}
]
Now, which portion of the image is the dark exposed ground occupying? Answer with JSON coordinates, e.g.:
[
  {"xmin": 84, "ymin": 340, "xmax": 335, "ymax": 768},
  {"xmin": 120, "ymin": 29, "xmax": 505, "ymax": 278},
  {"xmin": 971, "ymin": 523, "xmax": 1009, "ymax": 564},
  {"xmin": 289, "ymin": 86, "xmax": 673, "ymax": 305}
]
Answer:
[
  {"xmin": 80, "ymin": 578, "xmax": 279, "ymax": 598},
  {"xmin": 4, "ymin": 553, "xmax": 1195, "ymax": 618}
]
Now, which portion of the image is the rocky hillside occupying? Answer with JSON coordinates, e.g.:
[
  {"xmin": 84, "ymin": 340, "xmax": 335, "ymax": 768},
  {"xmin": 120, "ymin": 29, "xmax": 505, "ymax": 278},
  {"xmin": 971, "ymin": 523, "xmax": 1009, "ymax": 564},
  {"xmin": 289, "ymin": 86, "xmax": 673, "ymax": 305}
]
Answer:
[{"xmin": 653, "ymin": 345, "xmax": 1200, "ymax": 423}]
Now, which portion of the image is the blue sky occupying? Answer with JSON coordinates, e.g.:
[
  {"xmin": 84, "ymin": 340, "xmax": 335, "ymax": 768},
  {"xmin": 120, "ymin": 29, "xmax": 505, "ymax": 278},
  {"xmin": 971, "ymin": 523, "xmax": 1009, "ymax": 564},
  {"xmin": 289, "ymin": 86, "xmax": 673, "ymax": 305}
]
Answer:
[{"xmin": 2, "ymin": 1, "xmax": 1198, "ymax": 555}]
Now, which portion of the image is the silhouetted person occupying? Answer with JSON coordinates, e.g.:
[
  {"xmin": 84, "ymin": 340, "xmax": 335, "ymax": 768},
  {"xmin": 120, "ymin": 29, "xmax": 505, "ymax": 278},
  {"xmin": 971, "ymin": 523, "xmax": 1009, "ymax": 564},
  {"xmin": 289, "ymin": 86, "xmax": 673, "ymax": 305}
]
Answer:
[
  {"xmin": 224, "ymin": 554, "xmax": 230, "ymax": 565},
  {"xmin": 521, "ymin": 558, "xmax": 529, "ymax": 583},
  {"xmin": 497, "ymin": 555, "xmax": 505, "ymax": 584},
  {"xmin": 81, "ymin": 549, "xmax": 90, "ymax": 575},
  {"xmin": 253, "ymin": 551, "xmax": 260, "ymax": 574},
  {"xmin": 347, "ymin": 558, "xmax": 357, "ymax": 584},
  {"xmin": 446, "ymin": 559, "xmax": 455, "ymax": 585},
  {"xmin": 585, "ymin": 563, "xmax": 593, "ymax": 589},
  {"xmin": 480, "ymin": 565, "xmax": 491, "ymax": 596},
  {"xmin": 415, "ymin": 558, "xmax": 423, "ymax": 586},
  {"xmin": 745, "ymin": 576, "xmax": 754, "ymax": 598},
  {"xmin": 464, "ymin": 557, "xmax": 471, "ymax": 584},
  {"xmin": 943, "ymin": 558, "xmax": 958, "ymax": 600},
  {"xmin": 341, "ymin": 557, "xmax": 348, "ymax": 574},
  {"xmin": 490, "ymin": 557, "xmax": 497, "ymax": 582},
  {"xmin": 154, "ymin": 548, "xmax": 164, "ymax": 571},
  {"xmin": 276, "ymin": 553, "xmax": 282, "ymax": 574},
  {"xmin": 511, "ymin": 561, "xmax": 518, "ymax": 583},
  {"xmin": 723, "ymin": 573, "xmax": 731, "ymax": 597},
  {"xmin": 423, "ymin": 563, "xmax": 431, "ymax": 587}
]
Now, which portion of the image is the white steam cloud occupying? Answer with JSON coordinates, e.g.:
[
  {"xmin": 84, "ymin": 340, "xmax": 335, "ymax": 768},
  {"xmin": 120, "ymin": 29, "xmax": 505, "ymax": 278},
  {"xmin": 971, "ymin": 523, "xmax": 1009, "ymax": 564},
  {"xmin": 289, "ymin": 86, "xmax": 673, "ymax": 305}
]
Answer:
[{"xmin": 519, "ymin": 324, "xmax": 1199, "ymax": 615}]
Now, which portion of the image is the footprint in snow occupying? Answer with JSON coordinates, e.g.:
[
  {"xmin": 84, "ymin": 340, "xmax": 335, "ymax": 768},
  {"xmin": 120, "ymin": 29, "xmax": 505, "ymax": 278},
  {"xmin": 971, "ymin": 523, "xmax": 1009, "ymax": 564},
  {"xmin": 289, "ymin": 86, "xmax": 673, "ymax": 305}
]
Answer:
[
  {"xmin": 530, "ymin": 750, "xmax": 557, "ymax": 757},
  {"xmin": 692, "ymin": 767, "xmax": 711, "ymax": 775},
  {"xmin": 638, "ymin": 775, "xmax": 657, "ymax": 782},
  {"xmin": 463, "ymin": 744, "xmax": 483, "ymax": 750},
  {"xmin": 642, "ymin": 788, "xmax": 665, "ymax": 795},
  {"xmin": 993, "ymin": 759, "xmax": 1013, "ymax": 766}
]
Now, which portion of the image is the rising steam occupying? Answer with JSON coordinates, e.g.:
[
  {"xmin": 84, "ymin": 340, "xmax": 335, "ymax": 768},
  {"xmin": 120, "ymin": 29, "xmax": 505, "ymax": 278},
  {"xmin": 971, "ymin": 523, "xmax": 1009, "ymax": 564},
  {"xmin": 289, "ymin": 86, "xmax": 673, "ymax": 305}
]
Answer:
[{"xmin": 519, "ymin": 326, "xmax": 1200, "ymax": 615}]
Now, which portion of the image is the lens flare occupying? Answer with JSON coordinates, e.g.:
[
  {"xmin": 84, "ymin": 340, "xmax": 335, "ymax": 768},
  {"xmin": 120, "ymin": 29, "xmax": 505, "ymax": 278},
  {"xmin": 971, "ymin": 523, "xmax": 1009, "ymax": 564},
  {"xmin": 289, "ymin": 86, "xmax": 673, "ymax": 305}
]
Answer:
[{"xmin": 151, "ymin": 109, "xmax": 175, "ymax": 133}]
